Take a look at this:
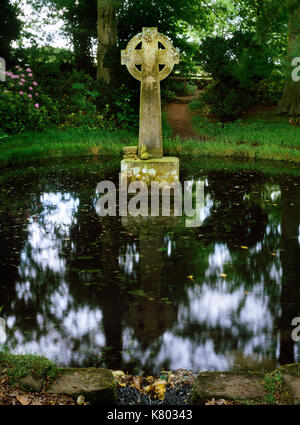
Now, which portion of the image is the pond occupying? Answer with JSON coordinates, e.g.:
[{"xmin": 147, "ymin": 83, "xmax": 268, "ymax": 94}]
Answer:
[{"xmin": 0, "ymin": 157, "xmax": 299, "ymax": 375}]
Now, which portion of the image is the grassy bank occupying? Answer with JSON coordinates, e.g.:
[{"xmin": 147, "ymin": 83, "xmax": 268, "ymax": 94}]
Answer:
[
  {"xmin": 187, "ymin": 107, "xmax": 300, "ymax": 163},
  {"xmin": 0, "ymin": 127, "xmax": 137, "ymax": 167},
  {"xmin": 0, "ymin": 109, "xmax": 300, "ymax": 167},
  {"xmin": 0, "ymin": 349, "xmax": 58, "ymax": 382}
]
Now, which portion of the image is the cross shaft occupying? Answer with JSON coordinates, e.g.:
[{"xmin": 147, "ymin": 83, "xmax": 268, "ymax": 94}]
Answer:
[{"xmin": 121, "ymin": 27, "xmax": 179, "ymax": 158}]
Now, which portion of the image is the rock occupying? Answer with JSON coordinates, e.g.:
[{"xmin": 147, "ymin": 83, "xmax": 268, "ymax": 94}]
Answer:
[
  {"xmin": 192, "ymin": 372, "xmax": 266, "ymax": 404},
  {"xmin": 46, "ymin": 368, "xmax": 116, "ymax": 405},
  {"xmin": 18, "ymin": 375, "xmax": 44, "ymax": 392},
  {"xmin": 283, "ymin": 375, "xmax": 300, "ymax": 404}
]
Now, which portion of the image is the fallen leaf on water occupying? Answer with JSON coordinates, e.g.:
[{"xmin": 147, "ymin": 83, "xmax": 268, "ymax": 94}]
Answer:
[
  {"xmin": 219, "ymin": 273, "xmax": 227, "ymax": 278},
  {"xmin": 241, "ymin": 246, "xmax": 249, "ymax": 250},
  {"xmin": 187, "ymin": 275, "xmax": 194, "ymax": 280}
]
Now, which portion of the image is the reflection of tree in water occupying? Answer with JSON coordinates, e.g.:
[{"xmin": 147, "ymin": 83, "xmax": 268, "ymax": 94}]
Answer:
[
  {"xmin": 278, "ymin": 181, "xmax": 300, "ymax": 364},
  {"xmin": 0, "ymin": 162, "xmax": 299, "ymax": 373}
]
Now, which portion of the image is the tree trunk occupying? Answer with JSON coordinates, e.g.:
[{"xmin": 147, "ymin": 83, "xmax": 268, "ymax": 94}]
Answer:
[
  {"xmin": 97, "ymin": 0, "xmax": 117, "ymax": 82},
  {"xmin": 276, "ymin": 4, "xmax": 300, "ymax": 116}
]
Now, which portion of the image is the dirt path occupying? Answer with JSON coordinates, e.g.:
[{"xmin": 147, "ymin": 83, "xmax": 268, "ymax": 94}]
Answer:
[{"xmin": 164, "ymin": 91, "xmax": 204, "ymax": 140}]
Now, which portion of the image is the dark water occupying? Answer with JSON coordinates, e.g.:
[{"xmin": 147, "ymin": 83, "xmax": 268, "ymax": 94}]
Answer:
[{"xmin": 0, "ymin": 157, "xmax": 299, "ymax": 375}]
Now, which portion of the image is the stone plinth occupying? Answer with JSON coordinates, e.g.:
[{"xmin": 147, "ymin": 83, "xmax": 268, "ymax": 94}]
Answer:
[{"xmin": 121, "ymin": 157, "xmax": 179, "ymax": 187}]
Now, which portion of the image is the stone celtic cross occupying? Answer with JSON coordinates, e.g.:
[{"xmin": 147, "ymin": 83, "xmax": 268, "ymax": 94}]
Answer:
[{"xmin": 121, "ymin": 27, "xmax": 180, "ymax": 158}]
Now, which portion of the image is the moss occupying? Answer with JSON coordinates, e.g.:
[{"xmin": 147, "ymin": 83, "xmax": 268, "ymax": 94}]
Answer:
[
  {"xmin": 263, "ymin": 369, "xmax": 293, "ymax": 405},
  {"xmin": 47, "ymin": 367, "xmax": 117, "ymax": 405},
  {"xmin": 0, "ymin": 350, "xmax": 58, "ymax": 384},
  {"xmin": 277, "ymin": 363, "xmax": 300, "ymax": 377},
  {"xmin": 191, "ymin": 371, "xmax": 265, "ymax": 405}
]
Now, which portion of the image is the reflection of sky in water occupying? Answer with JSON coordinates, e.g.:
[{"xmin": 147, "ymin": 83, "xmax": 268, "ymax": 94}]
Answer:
[
  {"xmin": 122, "ymin": 250, "xmax": 277, "ymax": 371},
  {"xmin": 20, "ymin": 193, "xmax": 80, "ymax": 275},
  {"xmin": 3, "ymin": 178, "xmax": 300, "ymax": 372},
  {"xmin": 7, "ymin": 193, "xmax": 106, "ymax": 363},
  {"xmin": 119, "ymin": 243, "xmax": 139, "ymax": 277}
]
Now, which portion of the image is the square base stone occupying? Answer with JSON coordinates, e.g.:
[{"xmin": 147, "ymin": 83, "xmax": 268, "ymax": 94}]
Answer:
[
  {"xmin": 283, "ymin": 375, "xmax": 300, "ymax": 404},
  {"xmin": 192, "ymin": 372, "xmax": 266, "ymax": 404},
  {"xmin": 121, "ymin": 157, "xmax": 179, "ymax": 187},
  {"xmin": 46, "ymin": 368, "xmax": 116, "ymax": 405}
]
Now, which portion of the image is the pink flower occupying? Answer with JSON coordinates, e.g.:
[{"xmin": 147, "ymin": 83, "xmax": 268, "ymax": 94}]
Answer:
[
  {"xmin": 26, "ymin": 68, "xmax": 32, "ymax": 72},
  {"xmin": 21, "ymin": 74, "xmax": 25, "ymax": 77},
  {"xmin": 33, "ymin": 81, "xmax": 38, "ymax": 86},
  {"xmin": 19, "ymin": 82, "xmax": 23, "ymax": 86},
  {"xmin": 35, "ymin": 93, "xmax": 39, "ymax": 96},
  {"xmin": 3, "ymin": 90, "xmax": 8, "ymax": 93},
  {"xmin": 19, "ymin": 91, "xmax": 24, "ymax": 95},
  {"xmin": 29, "ymin": 86, "xmax": 33, "ymax": 90},
  {"xmin": 15, "ymin": 65, "xmax": 21, "ymax": 69},
  {"xmin": 28, "ymin": 73, "xmax": 33, "ymax": 77},
  {"xmin": 34, "ymin": 103, "xmax": 39, "ymax": 108},
  {"xmin": 28, "ymin": 94, "xmax": 32, "ymax": 98}
]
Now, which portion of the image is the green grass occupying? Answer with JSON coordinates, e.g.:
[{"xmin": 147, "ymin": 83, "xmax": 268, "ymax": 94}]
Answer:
[
  {"xmin": 263, "ymin": 369, "xmax": 293, "ymax": 405},
  {"xmin": 187, "ymin": 110, "xmax": 300, "ymax": 163},
  {"xmin": 0, "ymin": 347, "xmax": 58, "ymax": 382},
  {"xmin": 0, "ymin": 127, "xmax": 138, "ymax": 167},
  {"xmin": 0, "ymin": 108, "xmax": 300, "ymax": 167}
]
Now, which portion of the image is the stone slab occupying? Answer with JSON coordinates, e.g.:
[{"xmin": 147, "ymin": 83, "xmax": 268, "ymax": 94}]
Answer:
[
  {"xmin": 121, "ymin": 157, "xmax": 179, "ymax": 187},
  {"xmin": 46, "ymin": 368, "xmax": 116, "ymax": 405},
  {"xmin": 18, "ymin": 375, "xmax": 44, "ymax": 392},
  {"xmin": 192, "ymin": 372, "xmax": 266, "ymax": 404},
  {"xmin": 283, "ymin": 375, "xmax": 300, "ymax": 404}
]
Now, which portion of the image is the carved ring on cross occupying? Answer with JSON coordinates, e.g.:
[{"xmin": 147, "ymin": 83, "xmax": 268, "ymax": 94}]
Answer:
[{"xmin": 121, "ymin": 28, "xmax": 180, "ymax": 82}]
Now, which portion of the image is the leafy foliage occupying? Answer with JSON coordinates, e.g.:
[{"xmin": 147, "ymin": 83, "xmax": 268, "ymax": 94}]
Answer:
[
  {"xmin": 0, "ymin": 349, "xmax": 58, "ymax": 381},
  {"xmin": 257, "ymin": 70, "xmax": 285, "ymax": 105},
  {"xmin": 194, "ymin": 31, "xmax": 278, "ymax": 120},
  {"xmin": 0, "ymin": 0, "xmax": 22, "ymax": 64},
  {"xmin": 0, "ymin": 66, "xmax": 59, "ymax": 133}
]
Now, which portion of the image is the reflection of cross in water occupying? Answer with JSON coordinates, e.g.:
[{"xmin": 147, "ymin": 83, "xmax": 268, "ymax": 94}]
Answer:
[{"xmin": 121, "ymin": 27, "xmax": 179, "ymax": 158}]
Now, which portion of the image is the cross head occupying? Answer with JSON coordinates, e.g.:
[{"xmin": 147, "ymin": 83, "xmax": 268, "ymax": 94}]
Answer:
[{"xmin": 121, "ymin": 27, "xmax": 180, "ymax": 158}]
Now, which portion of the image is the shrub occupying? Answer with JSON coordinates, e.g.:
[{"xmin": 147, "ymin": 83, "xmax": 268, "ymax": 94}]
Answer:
[
  {"xmin": 186, "ymin": 84, "xmax": 197, "ymax": 96},
  {"xmin": 12, "ymin": 46, "xmax": 74, "ymax": 100},
  {"xmin": 191, "ymin": 81, "xmax": 254, "ymax": 121},
  {"xmin": 166, "ymin": 80, "xmax": 185, "ymax": 96},
  {"xmin": 196, "ymin": 31, "xmax": 276, "ymax": 120},
  {"xmin": 114, "ymin": 85, "xmax": 139, "ymax": 130},
  {"xmin": 61, "ymin": 106, "xmax": 116, "ymax": 131},
  {"xmin": 0, "ymin": 66, "xmax": 59, "ymax": 133},
  {"xmin": 257, "ymin": 70, "xmax": 285, "ymax": 105}
]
